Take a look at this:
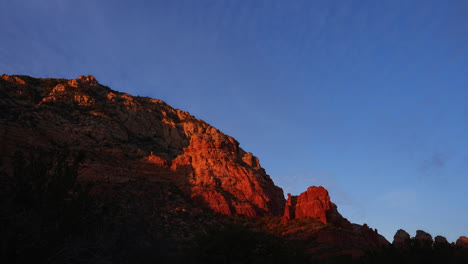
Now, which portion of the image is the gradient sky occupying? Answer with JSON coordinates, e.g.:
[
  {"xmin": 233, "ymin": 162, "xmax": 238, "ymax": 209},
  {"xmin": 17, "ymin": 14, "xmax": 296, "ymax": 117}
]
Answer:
[{"xmin": 2, "ymin": 0, "xmax": 468, "ymax": 242}]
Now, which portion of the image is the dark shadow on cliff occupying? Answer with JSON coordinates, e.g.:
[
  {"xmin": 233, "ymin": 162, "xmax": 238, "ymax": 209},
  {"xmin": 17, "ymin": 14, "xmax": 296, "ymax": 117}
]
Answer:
[{"xmin": 0, "ymin": 150, "xmax": 191, "ymax": 263}]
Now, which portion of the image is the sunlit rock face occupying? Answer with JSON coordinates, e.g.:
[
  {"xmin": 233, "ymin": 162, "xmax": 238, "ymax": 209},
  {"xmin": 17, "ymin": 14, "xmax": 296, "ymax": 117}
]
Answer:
[
  {"xmin": 282, "ymin": 186, "xmax": 351, "ymax": 228},
  {"xmin": 0, "ymin": 75, "xmax": 284, "ymax": 217},
  {"xmin": 280, "ymin": 186, "xmax": 388, "ymax": 258},
  {"xmin": 457, "ymin": 236, "xmax": 468, "ymax": 248}
]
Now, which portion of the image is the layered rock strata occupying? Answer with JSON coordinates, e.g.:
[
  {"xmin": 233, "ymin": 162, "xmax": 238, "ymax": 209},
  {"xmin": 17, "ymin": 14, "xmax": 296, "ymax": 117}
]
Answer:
[{"xmin": 282, "ymin": 186, "xmax": 352, "ymax": 228}]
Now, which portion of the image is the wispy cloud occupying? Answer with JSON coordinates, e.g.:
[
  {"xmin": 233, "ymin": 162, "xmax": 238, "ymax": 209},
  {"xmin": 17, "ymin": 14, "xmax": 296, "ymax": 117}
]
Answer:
[{"xmin": 420, "ymin": 151, "xmax": 449, "ymax": 178}]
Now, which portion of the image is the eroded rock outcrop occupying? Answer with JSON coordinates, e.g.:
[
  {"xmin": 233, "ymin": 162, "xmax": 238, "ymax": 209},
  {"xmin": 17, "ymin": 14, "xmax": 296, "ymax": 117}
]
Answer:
[
  {"xmin": 282, "ymin": 186, "xmax": 351, "ymax": 228},
  {"xmin": 415, "ymin": 230, "xmax": 433, "ymax": 249},
  {"xmin": 280, "ymin": 186, "xmax": 388, "ymax": 258},
  {"xmin": 434, "ymin": 235, "xmax": 450, "ymax": 248},
  {"xmin": 393, "ymin": 229, "xmax": 411, "ymax": 250},
  {"xmin": 392, "ymin": 229, "xmax": 458, "ymax": 251},
  {"xmin": 358, "ymin": 224, "xmax": 388, "ymax": 248},
  {"xmin": 457, "ymin": 236, "xmax": 468, "ymax": 248}
]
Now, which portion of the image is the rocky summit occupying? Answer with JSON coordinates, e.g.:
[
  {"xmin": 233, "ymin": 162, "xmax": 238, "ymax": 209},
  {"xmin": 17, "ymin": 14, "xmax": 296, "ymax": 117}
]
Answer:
[
  {"xmin": 282, "ymin": 186, "xmax": 352, "ymax": 228},
  {"xmin": 1, "ymin": 75, "xmax": 467, "ymax": 263}
]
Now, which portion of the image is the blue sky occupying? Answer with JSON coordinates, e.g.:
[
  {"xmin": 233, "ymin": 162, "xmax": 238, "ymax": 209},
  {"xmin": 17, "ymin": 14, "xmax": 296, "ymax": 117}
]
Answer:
[{"xmin": 2, "ymin": 0, "xmax": 468, "ymax": 242}]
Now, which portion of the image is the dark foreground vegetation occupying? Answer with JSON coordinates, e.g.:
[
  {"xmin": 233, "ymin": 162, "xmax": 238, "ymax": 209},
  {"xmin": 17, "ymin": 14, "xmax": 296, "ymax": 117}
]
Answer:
[
  {"xmin": 365, "ymin": 240, "xmax": 468, "ymax": 264},
  {"xmin": 1, "ymin": 151, "xmax": 467, "ymax": 264},
  {"xmin": 0, "ymin": 151, "xmax": 308, "ymax": 264}
]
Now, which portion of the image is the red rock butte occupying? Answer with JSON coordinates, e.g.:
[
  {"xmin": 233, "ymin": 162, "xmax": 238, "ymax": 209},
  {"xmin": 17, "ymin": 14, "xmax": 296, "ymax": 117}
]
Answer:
[{"xmin": 282, "ymin": 186, "xmax": 351, "ymax": 229}]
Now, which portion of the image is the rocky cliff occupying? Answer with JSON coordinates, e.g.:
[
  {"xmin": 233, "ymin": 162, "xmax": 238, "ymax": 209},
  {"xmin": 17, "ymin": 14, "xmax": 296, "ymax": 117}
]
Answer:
[
  {"xmin": 279, "ymin": 186, "xmax": 388, "ymax": 258},
  {"xmin": 3, "ymin": 74, "xmax": 468, "ymax": 263},
  {"xmin": 393, "ymin": 229, "xmax": 411, "ymax": 250},
  {"xmin": 392, "ymin": 229, "xmax": 468, "ymax": 250},
  {"xmin": 282, "ymin": 186, "xmax": 352, "ymax": 229},
  {"xmin": 14, "ymin": 75, "xmax": 463, "ymax": 262},
  {"xmin": 0, "ymin": 74, "xmax": 284, "ymax": 217}
]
